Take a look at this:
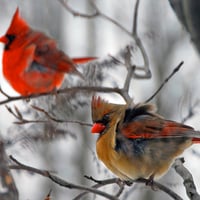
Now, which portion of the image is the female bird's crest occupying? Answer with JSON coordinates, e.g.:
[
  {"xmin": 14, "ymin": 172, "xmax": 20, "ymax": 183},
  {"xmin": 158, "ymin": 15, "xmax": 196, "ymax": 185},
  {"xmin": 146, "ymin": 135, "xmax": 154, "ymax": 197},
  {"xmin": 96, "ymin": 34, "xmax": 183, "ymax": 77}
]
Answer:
[
  {"xmin": 91, "ymin": 96, "xmax": 126, "ymax": 122},
  {"xmin": 91, "ymin": 96, "xmax": 109, "ymax": 122}
]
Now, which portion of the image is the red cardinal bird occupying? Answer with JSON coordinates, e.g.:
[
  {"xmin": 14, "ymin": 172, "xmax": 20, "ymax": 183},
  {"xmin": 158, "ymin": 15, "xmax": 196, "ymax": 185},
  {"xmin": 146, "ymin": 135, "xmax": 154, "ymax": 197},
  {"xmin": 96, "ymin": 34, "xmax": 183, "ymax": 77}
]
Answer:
[
  {"xmin": 91, "ymin": 96, "xmax": 200, "ymax": 182},
  {"xmin": 0, "ymin": 8, "xmax": 95, "ymax": 96}
]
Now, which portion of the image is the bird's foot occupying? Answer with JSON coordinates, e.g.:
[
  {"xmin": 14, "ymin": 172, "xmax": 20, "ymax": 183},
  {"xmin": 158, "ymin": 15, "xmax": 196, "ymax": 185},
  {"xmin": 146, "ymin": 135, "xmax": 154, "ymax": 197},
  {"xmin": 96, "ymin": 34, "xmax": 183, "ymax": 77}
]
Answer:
[
  {"xmin": 146, "ymin": 174, "xmax": 157, "ymax": 191},
  {"xmin": 123, "ymin": 180, "xmax": 133, "ymax": 186}
]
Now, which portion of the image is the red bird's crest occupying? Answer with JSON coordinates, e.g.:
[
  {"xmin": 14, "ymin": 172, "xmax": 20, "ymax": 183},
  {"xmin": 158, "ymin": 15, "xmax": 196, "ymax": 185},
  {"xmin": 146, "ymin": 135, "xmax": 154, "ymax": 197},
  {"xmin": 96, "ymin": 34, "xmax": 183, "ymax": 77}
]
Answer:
[{"xmin": 5, "ymin": 8, "xmax": 29, "ymax": 37}]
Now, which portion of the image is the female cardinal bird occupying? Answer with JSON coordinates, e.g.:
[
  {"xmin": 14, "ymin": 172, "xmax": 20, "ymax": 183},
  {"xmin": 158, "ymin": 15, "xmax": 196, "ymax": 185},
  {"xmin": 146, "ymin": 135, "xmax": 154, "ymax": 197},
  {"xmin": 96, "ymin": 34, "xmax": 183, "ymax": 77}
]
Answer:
[
  {"xmin": 91, "ymin": 96, "xmax": 200, "ymax": 182},
  {"xmin": 0, "ymin": 8, "xmax": 95, "ymax": 96}
]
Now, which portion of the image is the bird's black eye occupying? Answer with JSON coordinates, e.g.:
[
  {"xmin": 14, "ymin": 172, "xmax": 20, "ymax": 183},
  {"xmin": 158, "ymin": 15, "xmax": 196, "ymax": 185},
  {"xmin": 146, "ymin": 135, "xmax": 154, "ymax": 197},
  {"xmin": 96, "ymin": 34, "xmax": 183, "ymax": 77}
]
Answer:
[
  {"xmin": 5, "ymin": 34, "xmax": 16, "ymax": 50},
  {"xmin": 101, "ymin": 114, "xmax": 110, "ymax": 125},
  {"xmin": 95, "ymin": 114, "xmax": 110, "ymax": 126}
]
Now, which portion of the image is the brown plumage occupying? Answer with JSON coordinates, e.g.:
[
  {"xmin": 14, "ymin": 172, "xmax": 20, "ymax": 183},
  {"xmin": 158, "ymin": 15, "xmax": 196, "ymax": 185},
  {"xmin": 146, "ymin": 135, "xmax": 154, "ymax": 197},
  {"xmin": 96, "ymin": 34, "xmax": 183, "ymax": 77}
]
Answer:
[{"xmin": 91, "ymin": 96, "xmax": 200, "ymax": 181}]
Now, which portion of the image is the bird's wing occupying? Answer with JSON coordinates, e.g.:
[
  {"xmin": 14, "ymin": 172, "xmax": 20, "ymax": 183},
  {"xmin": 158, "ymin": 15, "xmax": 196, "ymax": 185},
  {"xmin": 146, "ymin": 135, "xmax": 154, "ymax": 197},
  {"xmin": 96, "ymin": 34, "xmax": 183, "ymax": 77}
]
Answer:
[
  {"xmin": 120, "ymin": 115, "xmax": 200, "ymax": 140},
  {"xmin": 31, "ymin": 32, "xmax": 95, "ymax": 74}
]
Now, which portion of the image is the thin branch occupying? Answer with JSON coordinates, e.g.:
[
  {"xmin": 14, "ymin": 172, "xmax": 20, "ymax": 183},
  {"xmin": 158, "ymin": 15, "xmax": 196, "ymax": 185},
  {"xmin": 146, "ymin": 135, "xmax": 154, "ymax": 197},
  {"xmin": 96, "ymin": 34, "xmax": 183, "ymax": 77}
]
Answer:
[
  {"xmin": 57, "ymin": 0, "xmax": 133, "ymax": 38},
  {"xmin": 31, "ymin": 105, "xmax": 91, "ymax": 126},
  {"xmin": 73, "ymin": 177, "xmax": 123, "ymax": 200},
  {"xmin": 0, "ymin": 87, "xmax": 11, "ymax": 98},
  {"xmin": 133, "ymin": 36, "xmax": 151, "ymax": 78},
  {"xmin": 89, "ymin": 0, "xmax": 133, "ymax": 38},
  {"xmin": 7, "ymin": 104, "xmax": 92, "ymax": 126},
  {"xmin": 131, "ymin": 0, "xmax": 151, "ymax": 78},
  {"xmin": 136, "ymin": 178, "xmax": 183, "ymax": 200},
  {"xmin": 57, "ymin": 0, "xmax": 98, "ymax": 18},
  {"xmin": 0, "ymin": 86, "xmax": 125, "ymax": 105},
  {"xmin": 145, "ymin": 61, "xmax": 184, "ymax": 103},
  {"xmin": 123, "ymin": 47, "xmax": 135, "ymax": 92},
  {"xmin": 173, "ymin": 158, "xmax": 200, "ymax": 200},
  {"xmin": 114, "ymin": 182, "xmax": 125, "ymax": 197},
  {"xmin": 57, "ymin": 0, "xmax": 151, "ymax": 78},
  {"xmin": 132, "ymin": 0, "xmax": 140, "ymax": 35},
  {"xmin": 9, "ymin": 155, "xmax": 184, "ymax": 200},
  {"xmin": 121, "ymin": 46, "xmax": 136, "ymax": 103},
  {"xmin": 77, "ymin": 175, "xmax": 183, "ymax": 200},
  {"xmin": 9, "ymin": 156, "xmax": 119, "ymax": 200}
]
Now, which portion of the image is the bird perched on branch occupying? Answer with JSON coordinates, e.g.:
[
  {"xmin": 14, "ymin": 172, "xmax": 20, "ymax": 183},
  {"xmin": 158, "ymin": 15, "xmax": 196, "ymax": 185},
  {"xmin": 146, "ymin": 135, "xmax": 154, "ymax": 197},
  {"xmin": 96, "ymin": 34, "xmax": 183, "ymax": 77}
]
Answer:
[
  {"xmin": 91, "ymin": 96, "xmax": 200, "ymax": 183},
  {"xmin": 0, "ymin": 8, "xmax": 95, "ymax": 96}
]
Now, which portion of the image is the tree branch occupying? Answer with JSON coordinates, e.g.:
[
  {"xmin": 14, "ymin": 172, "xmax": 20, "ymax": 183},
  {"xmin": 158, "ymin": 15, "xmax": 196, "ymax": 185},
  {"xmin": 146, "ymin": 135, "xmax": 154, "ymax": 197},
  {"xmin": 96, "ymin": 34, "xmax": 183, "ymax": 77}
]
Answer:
[
  {"xmin": 73, "ymin": 176, "xmax": 125, "ymax": 200},
  {"xmin": 5, "ymin": 104, "xmax": 92, "ymax": 127},
  {"xmin": 145, "ymin": 61, "xmax": 184, "ymax": 103},
  {"xmin": 0, "ymin": 86, "xmax": 124, "ymax": 105},
  {"xmin": 173, "ymin": 158, "xmax": 200, "ymax": 200},
  {"xmin": 56, "ymin": 0, "xmax": 151, "ymax": 102},
  {"xmin": 8, "ymin": 154, "xmax": 186, "ymax": 200},
  {"xmin": 9, "ymin": 156, "xmax": 119, "ymax": 200}
]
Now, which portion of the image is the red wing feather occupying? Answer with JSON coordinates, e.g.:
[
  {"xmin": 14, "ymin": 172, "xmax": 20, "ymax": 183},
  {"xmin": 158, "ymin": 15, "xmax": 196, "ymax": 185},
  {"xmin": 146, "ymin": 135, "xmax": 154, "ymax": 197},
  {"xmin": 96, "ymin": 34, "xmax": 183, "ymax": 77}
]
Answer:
[{"xmin": 121, "ymin": 116, "xmax": 200, "ymax": 140}]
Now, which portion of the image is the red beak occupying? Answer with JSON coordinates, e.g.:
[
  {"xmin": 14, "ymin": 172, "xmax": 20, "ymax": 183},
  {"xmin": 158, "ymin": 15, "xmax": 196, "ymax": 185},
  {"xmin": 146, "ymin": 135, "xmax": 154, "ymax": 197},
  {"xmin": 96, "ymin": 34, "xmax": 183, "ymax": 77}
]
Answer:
[
  {"xmin": 0, "ymin": 35, "xmax": 8, "ymax": 44},
  {"xmin": 91, "ymin": 123, "xmax": 106, "ymax": 134}
]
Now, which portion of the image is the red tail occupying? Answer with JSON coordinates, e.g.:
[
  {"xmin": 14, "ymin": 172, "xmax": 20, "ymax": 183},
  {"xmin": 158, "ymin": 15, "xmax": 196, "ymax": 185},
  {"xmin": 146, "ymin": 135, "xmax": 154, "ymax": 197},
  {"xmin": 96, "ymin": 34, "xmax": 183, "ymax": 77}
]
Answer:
[
  {"xmin": 72, "ymin": 57, "xmax": 97, "ymax": 64},
  {"xmin": 192, "ymin": 138, "xmax": 200, "ymax": 143}
]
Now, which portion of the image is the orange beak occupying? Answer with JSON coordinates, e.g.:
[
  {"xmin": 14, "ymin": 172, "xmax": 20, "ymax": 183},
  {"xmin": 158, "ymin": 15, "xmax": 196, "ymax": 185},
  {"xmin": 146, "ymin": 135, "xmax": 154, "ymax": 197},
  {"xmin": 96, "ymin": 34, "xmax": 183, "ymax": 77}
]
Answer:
[
  {"xmin": 0, "ymin": 35, "xmax": 8, "ymax": 44},
  {"xmin": 91, "ymin": 123, "xmax": 106, "ymax": 134}
]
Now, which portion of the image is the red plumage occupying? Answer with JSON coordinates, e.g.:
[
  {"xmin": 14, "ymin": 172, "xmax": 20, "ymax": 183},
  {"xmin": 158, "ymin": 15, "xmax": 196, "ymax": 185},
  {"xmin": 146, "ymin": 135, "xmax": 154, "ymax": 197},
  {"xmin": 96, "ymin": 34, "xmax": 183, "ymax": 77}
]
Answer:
[{"xmin": 0, "ymin": 8, "xmax": 95, "ymax": 95}]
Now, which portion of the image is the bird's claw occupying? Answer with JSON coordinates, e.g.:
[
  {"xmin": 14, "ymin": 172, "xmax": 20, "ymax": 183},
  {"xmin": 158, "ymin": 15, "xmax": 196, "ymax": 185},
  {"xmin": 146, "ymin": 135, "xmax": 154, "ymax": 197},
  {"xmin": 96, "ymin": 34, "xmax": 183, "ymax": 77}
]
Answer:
[
  {"xmin": 123, "ymin": 180, "xmax": 133, "ymax": 186},
  {"xmin": 145, "ymin": 174, "xmax": 157, "ymax": 191}
]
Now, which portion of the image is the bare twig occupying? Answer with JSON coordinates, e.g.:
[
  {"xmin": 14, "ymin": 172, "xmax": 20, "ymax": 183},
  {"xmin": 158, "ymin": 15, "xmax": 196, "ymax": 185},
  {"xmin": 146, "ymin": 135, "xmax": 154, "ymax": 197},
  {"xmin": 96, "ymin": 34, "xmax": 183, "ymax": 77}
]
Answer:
[
  {"xmin": 9, "ymin": 155, "xmax": 184, "ymax": 200},
  {"xmin": 58, "ymin": 0, "xmax": 98, "ymax": 18},
  {"xmin": 132, "ymin": 0, "xmax": 139, "ymax": 35},
  {"xmin": 31, "ymin": 105, "xmax": 92, "ymax": 126},
  {"xmin": 0, "ymin": 87, "xmax": 11, "ymax": 98},
  {"xmin": 131, "ymin": 0, "xmax": 151, "ymax": 78},
  {"xmin": 123, "ymin": 47, "xmax": 135, "ymax": 92},
  {"xmin": 9, "ymin": 156, "xmax": 119, "ymax": 200},
  {"xmin": 136, "ymin": 178, "xmax": 183, "ymax": 200},
  {"xmin": 78, "ymin": 175, "xmax": 183, "ymax": 200},
  {"xmin": 0, "ymin": 86, "xmax": 125, "ymax": 105},
  {"xmin": 145, "ymin": 61, "xmax": 184, "ymax": 103},
  {"xmin": 57, "ymin": 0, "xmax": 133, "ymax": 38},
  {"xmin": 6, "ymin": 104, "xmax": 92, "ymax": 126},
  {"xmin": 5, "ymin": 105, "xmax": 24, "ymax": 121},
  {"xmin": 121, "ymin": 46, "xmax": 136, "ymax": 103},
  {"xmin": 57, "ymin": 0, "xmax": 151, "ymax": 78},
  {"xmin": 173, "ymin": 158, "xmax": 200, "ymax": 200},
  {"xmin": 114, "ymin": 182, "xmax": 125, "ymax": 197},
  {"xmin": 74, "ymin": 177, "xmax": 124, "ymax": 200}
]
